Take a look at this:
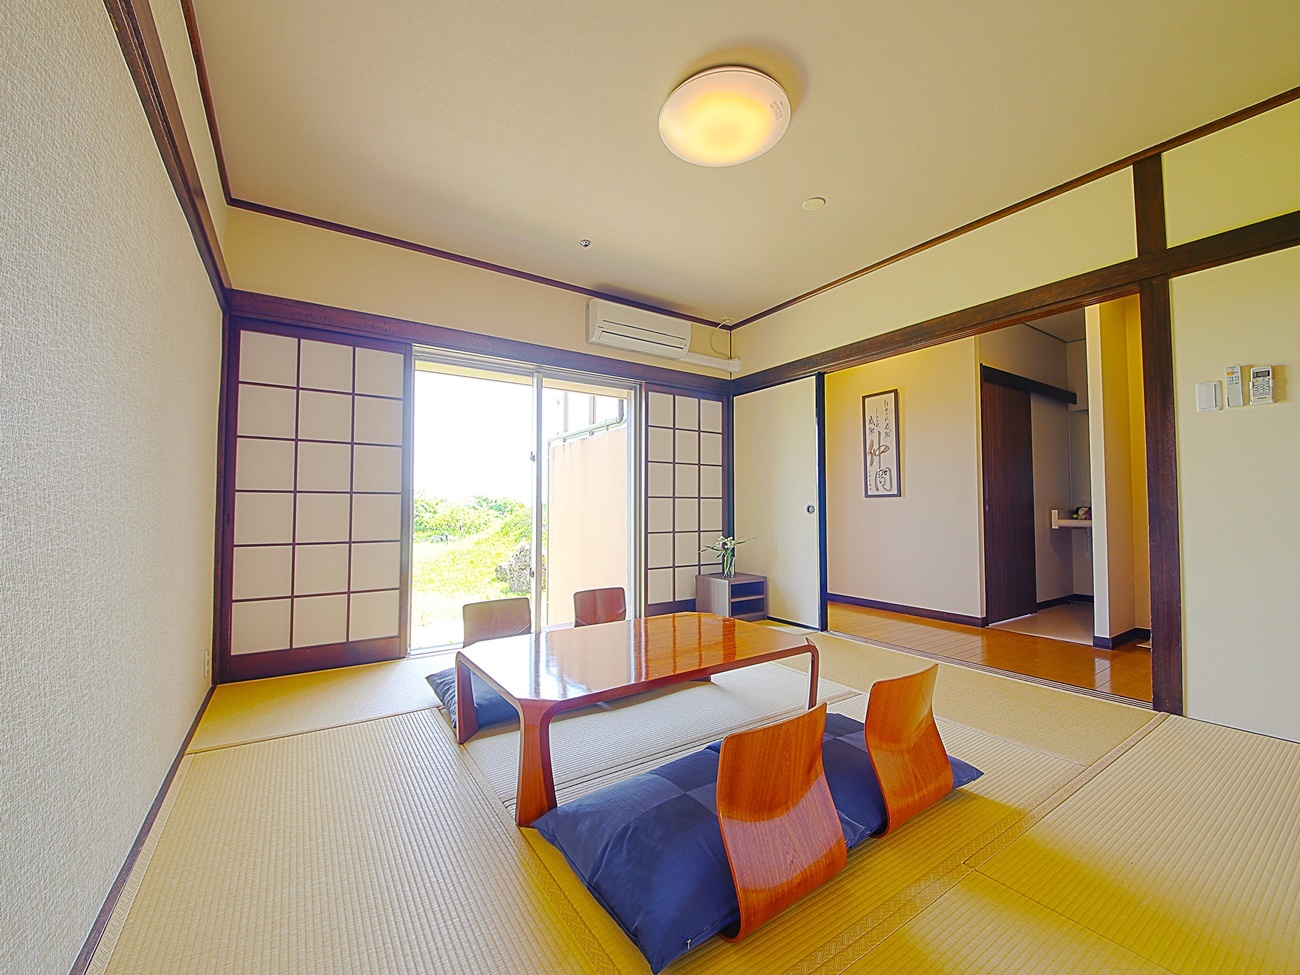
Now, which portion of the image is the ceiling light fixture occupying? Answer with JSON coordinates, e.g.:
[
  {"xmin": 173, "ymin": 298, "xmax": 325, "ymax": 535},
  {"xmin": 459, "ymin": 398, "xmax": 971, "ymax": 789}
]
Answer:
[
  {"xmin": 659, "ymin": 66, "xmax": 790, "ymax": 167},
  {"xmin": 802, "ymin": 196, "xmax": 826, "ymax": 210}
]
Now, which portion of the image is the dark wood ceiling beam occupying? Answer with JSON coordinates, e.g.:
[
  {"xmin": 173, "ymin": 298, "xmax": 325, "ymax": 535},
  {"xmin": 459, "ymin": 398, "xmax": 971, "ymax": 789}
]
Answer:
[
  {"xmin": 101, "ymin": 0, "xmax": 229, "ymax": 305},
  {"xmin": 734, "ymin": 207, "xmax": 1300, "ymax": 395}
]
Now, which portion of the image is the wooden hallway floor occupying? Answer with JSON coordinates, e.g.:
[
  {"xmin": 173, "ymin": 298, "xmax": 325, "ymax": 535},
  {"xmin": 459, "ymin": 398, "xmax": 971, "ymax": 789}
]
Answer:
[{"xmin": 827, "ymin": 602, "xmax": 1152, "ymax": 703}]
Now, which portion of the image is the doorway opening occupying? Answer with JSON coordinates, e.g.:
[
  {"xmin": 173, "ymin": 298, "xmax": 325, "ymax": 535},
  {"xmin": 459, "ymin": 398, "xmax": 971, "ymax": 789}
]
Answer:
[
  {"xmin": 822, "ymin": 295, "xmax": 1153, "ymax": 703},
  {"xmin": 409, "ymin": 353, "xmax": 637, "ymax": 651}
]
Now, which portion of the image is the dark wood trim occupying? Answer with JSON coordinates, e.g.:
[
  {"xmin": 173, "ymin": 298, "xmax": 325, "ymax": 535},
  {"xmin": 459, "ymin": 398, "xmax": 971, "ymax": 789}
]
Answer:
[
  {"xmin": 228, "ymin": 199, "xmax": 721, "ymax": 329},
  {"xmin": 734, "ymin": 208, "xmax": 1300, "ymax": 395},
  {"xmin": 728, "ymin": 392, "xmax": 738, "ymax": 538},
  {"xmin": 722, "ymin": 392, "xmax": 736, "ymax": 536},
  {"xmin": 1140, "ymin": 275, "xmax": 1184, "ymax": 714},
  {"xmin": 227, "ymin": 290, "xmax": 730, "ymax": 395},
  {"xmin": 980, "ymin": 365, "xmax": 1077, "ymax": 404},
  {"xmin": 827, "ymin": 593, "xmax": 985, "ymax": 629},
  {"xmin": 223, "ymin": 638, "xmax": 404, "ymax": 683},
  {"xmin": 68, "ymin": 685, "xmax": 214, "ymax": 975},
  {"xmin": 179, "ymin": 0, "xmax": 231, "ymax": 203},
  {"xmin": 766, "ymin": 615, "xmax": 811, "ymax": 629},
  {"xmin": 1133, "ymin": 156, "xmax": 1167, "ymax": 255},
  {"xmin": 1133, "ymin": 153, "xmax": 1183, "ymax": 715},
  {"xmin": 214, "ymin": 312, "xmax": 241, "ymax": 682},
  {"xmin": 736, "ymin": 264, "xmax": 1139, "ymax": 394},
  {"xmin": 647, "ymin": 599, "xmax": 697, "ymax": 616},
  {"xmin": 814, "ymin": 374, "xmax": 829, "ymax": 632},
  {"xmin": 399, "ymin": 347, "xmax": 415, "ymax": 661},
  {"xmin": 1093, "ymin": 628, "xmax": 1151, "ymax": 651},
  {"xmin": 100, "ymin": 0, "xmax": 228, "ymax": 305},
  {"xmin": 731, "ymin": 85, "xmax": 1300, "ymax": 330},
  {"xmin": 211, "ymin": 312, "xmax": 233, "ymax": 682},
  {"xmin": 1037, "ymin": 594, "xmax": 1094, "ymax": 610}
]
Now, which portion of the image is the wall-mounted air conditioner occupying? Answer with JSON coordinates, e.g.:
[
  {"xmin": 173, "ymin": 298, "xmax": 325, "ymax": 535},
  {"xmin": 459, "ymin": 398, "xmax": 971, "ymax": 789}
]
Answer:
[{"xmin": 586, "ymin": 299, "xmax": 741, "ymax": 373}]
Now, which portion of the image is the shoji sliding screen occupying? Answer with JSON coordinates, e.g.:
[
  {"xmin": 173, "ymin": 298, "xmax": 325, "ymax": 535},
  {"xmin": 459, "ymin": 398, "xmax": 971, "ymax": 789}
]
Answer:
[
  {"xmin": 218, "ymin": 320, "xmax": 412, "ymax": 681},
  {"xmin": 644, "ymin": 387, "xmax": 730, "ymax": 614}
]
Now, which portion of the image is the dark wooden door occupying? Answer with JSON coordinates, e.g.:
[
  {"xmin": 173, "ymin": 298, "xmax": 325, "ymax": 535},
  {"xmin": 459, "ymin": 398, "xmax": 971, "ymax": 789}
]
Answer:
[{"xmin": 981, "ymin": 379, "xmax": 1037, "ymax": 624}]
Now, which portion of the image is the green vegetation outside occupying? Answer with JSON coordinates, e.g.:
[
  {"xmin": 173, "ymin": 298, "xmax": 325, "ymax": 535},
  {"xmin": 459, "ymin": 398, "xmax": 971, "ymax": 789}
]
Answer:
[{"xmin": 409, "ymin": 494, "xmax": 533, "ymax": 650}]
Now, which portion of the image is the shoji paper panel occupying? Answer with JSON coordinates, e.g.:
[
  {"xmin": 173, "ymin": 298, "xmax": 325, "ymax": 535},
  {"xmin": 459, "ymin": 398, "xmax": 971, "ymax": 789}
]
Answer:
[
  {"xmin": 645, "ymin": 388, "xmax": 727, "ymax": 610},
  {"xmin": 226, "ymin": 325, "xmax": 410, "ymax": 669}
]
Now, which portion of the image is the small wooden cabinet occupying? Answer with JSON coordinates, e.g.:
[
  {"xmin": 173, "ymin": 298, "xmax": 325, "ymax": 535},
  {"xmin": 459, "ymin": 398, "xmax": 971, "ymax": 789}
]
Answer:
[{"xmin": 696, "ymin": 572, "xmax": 768, "ymax": 621}]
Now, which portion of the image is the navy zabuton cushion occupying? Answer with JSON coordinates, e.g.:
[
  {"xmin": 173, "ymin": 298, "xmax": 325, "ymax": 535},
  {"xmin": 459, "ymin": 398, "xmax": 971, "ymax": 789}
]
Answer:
[
  {"xmin": 533, "ymin": 712, "xmax": 981, "ymax": 973},
  {"xmin": 426, "ymin": 667, "xmax": 517, "ymax": 730}
]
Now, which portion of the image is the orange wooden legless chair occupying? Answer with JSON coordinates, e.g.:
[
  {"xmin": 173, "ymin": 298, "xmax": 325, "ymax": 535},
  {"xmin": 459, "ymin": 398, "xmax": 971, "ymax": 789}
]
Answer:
[
  {"xmin": 462, "ymin": 596, "xmax": 532, "ymax": 647},
  {"xmin": 573, "ymin": 587, "xmax": 627, "ymax": 627},
  {"xmin": 715, "ymin": 704, "xmax": 847, "ymax": 941},
  {"xmin": 864, "ymin": 664, "xmax": 954, "ymax": 834}
]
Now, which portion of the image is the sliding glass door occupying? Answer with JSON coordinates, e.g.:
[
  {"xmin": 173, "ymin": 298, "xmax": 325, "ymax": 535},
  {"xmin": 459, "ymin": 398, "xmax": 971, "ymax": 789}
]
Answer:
[
  {"xmin": 540, "ymin": 377, "xmax": 634, "ymax": 627},
  {"xmin": 411, "ymin": 352, "xmax": 637, "ymax": 649}
]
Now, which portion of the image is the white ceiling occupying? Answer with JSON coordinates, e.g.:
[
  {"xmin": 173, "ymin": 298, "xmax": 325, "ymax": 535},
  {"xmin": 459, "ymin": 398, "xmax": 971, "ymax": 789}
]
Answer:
[
  {"xmin": 190, "ymin": 1, "xmax": 1300, "ymax": 325},
  {"xmin": 1028, "ymin": 309, "xmax": 1087, "ymax": 343}
]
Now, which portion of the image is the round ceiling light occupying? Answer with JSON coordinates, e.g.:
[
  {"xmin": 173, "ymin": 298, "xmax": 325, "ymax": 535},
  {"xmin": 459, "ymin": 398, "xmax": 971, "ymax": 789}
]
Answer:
[{"xmin": 659, "ymin": 66, "xmax": 791, "ymax": 167}]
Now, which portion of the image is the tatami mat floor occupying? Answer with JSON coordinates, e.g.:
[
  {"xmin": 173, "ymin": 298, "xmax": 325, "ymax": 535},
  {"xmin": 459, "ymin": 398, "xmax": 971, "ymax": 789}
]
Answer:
[{"xmin": 91, "ymin": 634, "xmax": 1298, "ymax": 974}]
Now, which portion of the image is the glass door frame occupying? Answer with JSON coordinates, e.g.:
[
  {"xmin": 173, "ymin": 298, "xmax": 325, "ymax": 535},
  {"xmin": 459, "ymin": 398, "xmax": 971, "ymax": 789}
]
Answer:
[{"xmin": 411, "ymin": 347, "xmax": 643, "ymax": 643}]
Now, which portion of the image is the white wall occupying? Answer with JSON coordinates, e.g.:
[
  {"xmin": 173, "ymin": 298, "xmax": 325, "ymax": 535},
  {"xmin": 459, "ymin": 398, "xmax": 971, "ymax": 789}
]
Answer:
[
  {"xmin": 1171, "ymin": 247, "xmax": 1300, "ymax": 742},
  {"xmin": 0, "ymin": 2, "xmax": 221, "ymax": 973},
  {"xmin": 825, "ymin": 342, "xmax": 984, "ymax": 618},
  {"xmin": 733, "ymin": 378, "xmax": 822, "ymax": 627}
]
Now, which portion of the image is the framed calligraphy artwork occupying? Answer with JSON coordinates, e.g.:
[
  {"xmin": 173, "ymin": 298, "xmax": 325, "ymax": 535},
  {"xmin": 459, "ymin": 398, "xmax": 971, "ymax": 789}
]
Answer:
[{"xmin": 862, "ymin": 389, "xmax": 900, "ymax": 498}]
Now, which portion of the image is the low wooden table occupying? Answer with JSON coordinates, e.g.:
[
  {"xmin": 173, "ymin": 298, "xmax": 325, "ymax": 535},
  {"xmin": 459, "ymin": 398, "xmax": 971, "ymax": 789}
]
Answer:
[{"xmin": 455, "ymin": 612, "xmax": 819, "ymax": 826}]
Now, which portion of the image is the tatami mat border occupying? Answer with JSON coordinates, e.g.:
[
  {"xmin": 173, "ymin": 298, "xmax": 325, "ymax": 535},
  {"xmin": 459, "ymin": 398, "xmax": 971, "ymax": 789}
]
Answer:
[{"xmin": 85, "ymin": 757, "xmax": 194, "ymax": 975}]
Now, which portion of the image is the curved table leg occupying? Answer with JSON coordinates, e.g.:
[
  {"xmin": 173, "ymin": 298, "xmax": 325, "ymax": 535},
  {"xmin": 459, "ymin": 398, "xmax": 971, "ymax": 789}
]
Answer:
[
  {"xmin": 806, "ymin": 642, "xmax": 820, "ymax": 709},
  {"xmin": 514, "ymin": 700, "xmax": 556, "ymax": 827}
]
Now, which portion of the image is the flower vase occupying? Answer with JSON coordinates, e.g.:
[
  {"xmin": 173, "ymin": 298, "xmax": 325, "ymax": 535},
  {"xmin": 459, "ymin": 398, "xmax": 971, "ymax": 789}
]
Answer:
[{"xmin": 721, "ymin": 550, "xmax": 736, "ymax": 578}]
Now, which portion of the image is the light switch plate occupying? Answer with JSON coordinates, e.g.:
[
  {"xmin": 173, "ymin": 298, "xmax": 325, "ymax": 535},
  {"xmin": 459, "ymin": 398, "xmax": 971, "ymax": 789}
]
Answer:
[{"xmin": 1196, "ymin": 381, "xmax": 1221, "ymax": 412}]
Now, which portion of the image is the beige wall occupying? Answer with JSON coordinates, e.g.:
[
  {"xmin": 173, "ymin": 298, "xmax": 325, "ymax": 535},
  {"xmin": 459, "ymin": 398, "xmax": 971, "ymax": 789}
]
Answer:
[
  {"xmin": 825, "ymin": 342, "xmax": 984, "ymax": 618},
  {"xmin": 224, "ymin": 207, "xmax": 727, "ymax": 379},
  {"xmin": 0, "ymin": 3, "xmax": 221, "ymax": 974},
  {"xmin": 734, "ymin": 171, "xmax": 1136, "ymax": 376},
  {"xmin": 547, "ymin": 427, "xmax": 629, "ymax": 627},
  {"xmin": 1171, "ymin": 247, "xmax": 1300, "ymax": 742},
  {"xmin": 1163, "ymin": 97, "xmax": 1300, "ymax": 247}
]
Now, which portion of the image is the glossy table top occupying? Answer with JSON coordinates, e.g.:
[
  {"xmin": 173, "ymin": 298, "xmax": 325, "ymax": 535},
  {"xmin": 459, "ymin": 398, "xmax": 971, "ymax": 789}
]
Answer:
[{"xmin": 457, "ymin": 612, "xmax": 811, "ymax": 703}]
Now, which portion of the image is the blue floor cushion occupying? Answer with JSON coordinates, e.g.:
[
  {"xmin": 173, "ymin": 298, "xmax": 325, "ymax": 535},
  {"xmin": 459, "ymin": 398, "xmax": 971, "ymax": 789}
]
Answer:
[
  {"xmin": 426, "ymin": 667, "xmax": 517, "ymax": 730},
  {"xmin": 534, "ymin": 712, "xmax": 981, "ymax": 972}
]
